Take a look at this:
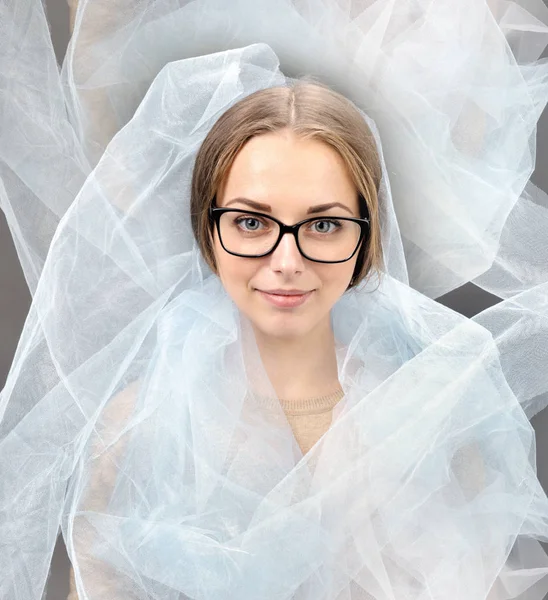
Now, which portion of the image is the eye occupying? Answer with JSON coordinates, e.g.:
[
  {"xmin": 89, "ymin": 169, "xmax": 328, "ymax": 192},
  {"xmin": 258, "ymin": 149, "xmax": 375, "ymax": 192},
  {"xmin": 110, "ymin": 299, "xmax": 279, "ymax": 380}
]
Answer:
[
  {"xmin": 234, "ymin": 216, "xmax": 267, "ymax": 232},
  {"xmin": 309, "ymin": 219, "xmax": 342, "ymax": 234}
]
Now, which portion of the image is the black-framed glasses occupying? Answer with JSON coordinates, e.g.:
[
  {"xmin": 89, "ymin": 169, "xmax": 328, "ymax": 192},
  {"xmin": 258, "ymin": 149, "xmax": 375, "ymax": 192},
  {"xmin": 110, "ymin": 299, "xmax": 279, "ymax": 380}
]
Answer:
[{"xmin": 209, "ymin": 206, "xmax": 370, "ymax": 263}]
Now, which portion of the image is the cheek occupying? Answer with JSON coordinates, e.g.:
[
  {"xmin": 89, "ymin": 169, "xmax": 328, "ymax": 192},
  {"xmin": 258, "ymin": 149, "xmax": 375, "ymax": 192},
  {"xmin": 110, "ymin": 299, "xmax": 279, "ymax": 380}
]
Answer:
[
  {"xmin": 213, "ymin": 242, "xmax": 256, "ymax": 296},
  {"xmin": 317, "ymin": 260, "xmax": 356, "ymax": 296}
]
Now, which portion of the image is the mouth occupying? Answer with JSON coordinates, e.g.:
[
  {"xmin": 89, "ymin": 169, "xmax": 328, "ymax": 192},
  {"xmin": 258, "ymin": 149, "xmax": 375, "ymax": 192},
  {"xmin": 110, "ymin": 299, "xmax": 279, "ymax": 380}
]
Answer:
[{"xmin": 255, "ymin": 289, "xmax": 314, "ymax": 309}]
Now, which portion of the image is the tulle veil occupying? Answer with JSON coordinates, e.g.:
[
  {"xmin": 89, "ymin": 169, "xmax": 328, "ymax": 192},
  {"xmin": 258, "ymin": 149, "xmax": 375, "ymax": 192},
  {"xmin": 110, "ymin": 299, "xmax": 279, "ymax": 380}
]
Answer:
[{"xmin": 2, "ymin": 0, "xmax": 548, "ymax": 598}]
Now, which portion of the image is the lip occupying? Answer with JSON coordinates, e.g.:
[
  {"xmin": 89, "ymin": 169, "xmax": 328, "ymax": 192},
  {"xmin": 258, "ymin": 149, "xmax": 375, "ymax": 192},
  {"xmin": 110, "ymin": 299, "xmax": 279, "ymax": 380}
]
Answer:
[{"xmin": 256, "ymin": 289, "xmax": 314, "ymax": 308}]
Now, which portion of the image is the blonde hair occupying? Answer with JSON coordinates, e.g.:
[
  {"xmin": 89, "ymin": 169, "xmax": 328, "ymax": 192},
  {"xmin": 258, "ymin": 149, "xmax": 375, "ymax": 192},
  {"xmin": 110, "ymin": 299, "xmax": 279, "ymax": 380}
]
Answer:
[{"xmin": 190, "ymin": 80, "xmax": 384, "ymax": 288}]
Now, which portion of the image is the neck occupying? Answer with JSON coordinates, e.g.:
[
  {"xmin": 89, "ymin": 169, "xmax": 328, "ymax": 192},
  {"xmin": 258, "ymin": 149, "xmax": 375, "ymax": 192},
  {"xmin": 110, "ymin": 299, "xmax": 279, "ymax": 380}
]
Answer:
[{"xmin": 248, "ymin": 317, "xmax": 341, "ymax": 400}]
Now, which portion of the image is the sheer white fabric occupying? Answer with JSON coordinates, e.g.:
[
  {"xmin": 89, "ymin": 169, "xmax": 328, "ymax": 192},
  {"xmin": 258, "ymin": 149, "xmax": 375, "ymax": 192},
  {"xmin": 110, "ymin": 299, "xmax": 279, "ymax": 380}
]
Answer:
[{"xmin": 1, "ymin": 1, "xmax": 548, "ymax": 599}]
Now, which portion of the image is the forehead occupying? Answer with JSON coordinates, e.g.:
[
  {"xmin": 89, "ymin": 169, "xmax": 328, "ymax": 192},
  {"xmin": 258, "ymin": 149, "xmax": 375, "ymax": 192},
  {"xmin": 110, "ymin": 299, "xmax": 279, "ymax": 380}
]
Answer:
[{"xmin": 217, "ymin": 130, "xmax": 358, "ymax": 212}]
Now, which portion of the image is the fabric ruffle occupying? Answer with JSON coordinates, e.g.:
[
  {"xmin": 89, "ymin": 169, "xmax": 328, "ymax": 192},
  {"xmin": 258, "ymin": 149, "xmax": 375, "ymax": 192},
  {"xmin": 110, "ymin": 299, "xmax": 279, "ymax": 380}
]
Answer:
[{"xmin": 1, "ymin": 1, "xmax": 548, "ymax": 599}]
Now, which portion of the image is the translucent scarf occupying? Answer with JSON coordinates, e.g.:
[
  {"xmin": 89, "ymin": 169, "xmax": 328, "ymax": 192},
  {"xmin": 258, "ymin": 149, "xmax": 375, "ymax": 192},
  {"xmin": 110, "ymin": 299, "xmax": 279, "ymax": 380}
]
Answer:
[{"xmin": 2, "ymin": 1, "xmax": 548, "ymax": 598}]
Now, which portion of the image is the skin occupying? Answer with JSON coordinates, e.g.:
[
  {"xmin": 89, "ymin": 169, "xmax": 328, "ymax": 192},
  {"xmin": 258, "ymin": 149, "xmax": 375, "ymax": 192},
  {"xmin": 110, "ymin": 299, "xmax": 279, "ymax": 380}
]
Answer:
[{"xmin": 213, "ymin": 128, "xmax": 360, "ymax": 399}]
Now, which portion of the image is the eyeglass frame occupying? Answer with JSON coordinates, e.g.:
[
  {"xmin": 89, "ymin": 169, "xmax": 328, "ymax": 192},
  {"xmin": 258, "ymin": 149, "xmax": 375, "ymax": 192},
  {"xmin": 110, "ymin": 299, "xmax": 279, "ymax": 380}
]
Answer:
[{"xmin": 208, "ymin": 205, "xmax": 371, "ymax": 264}]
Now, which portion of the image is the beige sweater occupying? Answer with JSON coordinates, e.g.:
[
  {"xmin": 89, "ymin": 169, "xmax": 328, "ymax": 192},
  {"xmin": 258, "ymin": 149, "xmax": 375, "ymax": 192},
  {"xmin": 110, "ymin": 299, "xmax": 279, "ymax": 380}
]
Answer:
[
  {"xmin": 67, "ymin": 389, "xmax": 345, "ymax": 598},
  {"xmin": 264, "ymin": 387, "xmax": 345, "ymax": 454}
]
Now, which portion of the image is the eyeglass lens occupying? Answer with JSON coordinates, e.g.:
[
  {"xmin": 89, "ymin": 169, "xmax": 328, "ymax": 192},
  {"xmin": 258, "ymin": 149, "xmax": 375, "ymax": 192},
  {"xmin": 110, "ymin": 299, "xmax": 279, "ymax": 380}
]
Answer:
[{"xmin": 218, "ymin": 211, "xmax": 362, "ymax": 262}]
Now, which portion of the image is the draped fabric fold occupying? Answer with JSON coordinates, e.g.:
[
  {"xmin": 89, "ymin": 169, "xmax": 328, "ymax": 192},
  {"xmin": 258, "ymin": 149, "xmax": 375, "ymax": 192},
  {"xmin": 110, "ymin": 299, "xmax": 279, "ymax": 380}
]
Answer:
[{"xmin": 2, "ymin": 1, "xmax": 548, "ymax": 598}]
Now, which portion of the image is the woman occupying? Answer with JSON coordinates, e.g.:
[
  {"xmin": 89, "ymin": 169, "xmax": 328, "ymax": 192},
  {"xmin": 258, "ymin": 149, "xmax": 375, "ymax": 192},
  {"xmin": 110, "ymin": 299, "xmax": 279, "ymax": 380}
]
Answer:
[
  {"xmin": 189, "ymin": 83, "xmax": 383, "ymax": 422},
  {"xmin": 65, "ymin": 79, "xmax": 385, "ymax": 598},
  {"xmin": 2, "ymin": 2, "xmax": 548, "ymax": 599}
]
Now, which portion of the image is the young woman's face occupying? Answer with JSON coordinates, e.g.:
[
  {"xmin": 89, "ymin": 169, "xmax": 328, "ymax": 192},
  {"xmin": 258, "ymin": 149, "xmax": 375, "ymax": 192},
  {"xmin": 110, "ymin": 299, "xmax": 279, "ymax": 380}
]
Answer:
[{"xmin": 213, "ymin": 129, "xmax": 361, "ymax": 341}]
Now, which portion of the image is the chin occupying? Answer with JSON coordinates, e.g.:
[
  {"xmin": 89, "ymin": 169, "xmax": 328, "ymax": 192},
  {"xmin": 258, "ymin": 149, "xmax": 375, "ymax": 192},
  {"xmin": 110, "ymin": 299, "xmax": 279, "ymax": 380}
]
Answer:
[
  {"xmin": 250, "ymin": 309, "xmax": 319, "ymax": 341},
  {"xmin": 255, "ymin": 323, "xmax": 312, "ymax": 342}
]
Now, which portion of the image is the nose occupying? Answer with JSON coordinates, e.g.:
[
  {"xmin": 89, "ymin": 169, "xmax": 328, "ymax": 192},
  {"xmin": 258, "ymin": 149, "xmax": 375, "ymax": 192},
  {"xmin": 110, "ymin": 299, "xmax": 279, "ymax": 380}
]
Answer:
[{"xmin": 269, "ymin": 232, "xmax": 305, "ymax": 275}]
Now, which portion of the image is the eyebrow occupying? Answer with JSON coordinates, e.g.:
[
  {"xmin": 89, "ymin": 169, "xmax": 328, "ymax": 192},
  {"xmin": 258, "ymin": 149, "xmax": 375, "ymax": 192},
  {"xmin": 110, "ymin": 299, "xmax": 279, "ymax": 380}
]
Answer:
[{"xmin": 224, "ymin": 197, "xmax": 355, "ymax": 215}]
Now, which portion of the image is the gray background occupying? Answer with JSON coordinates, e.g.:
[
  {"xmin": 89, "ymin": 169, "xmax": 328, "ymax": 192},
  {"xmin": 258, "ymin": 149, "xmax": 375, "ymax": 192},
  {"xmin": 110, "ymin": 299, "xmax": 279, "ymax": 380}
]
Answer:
[{"xmin": 0, "ymin": 1, "xmax": 547, "ymax": 598}]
